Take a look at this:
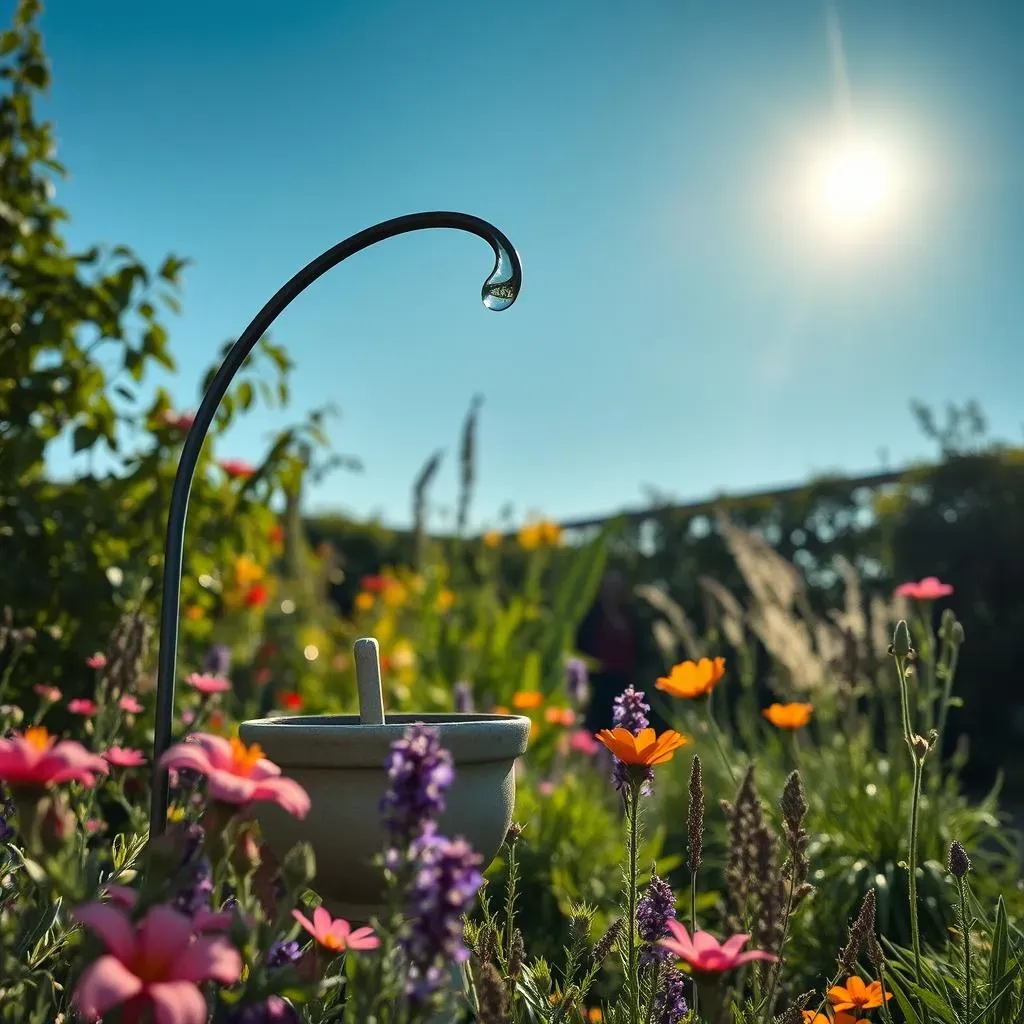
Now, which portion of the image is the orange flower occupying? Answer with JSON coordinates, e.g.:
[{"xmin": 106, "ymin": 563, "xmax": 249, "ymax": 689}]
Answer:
[
  {"xmin": 436, "ymin": 589, "xmax": 455, "ymax": 613},
  {"xmin": 587, "ymin": 1010, "xmax": 603, "ymax": 1024},
  {"xmin": 805, "ymin": 1014, "xmax": 869, "ymax": 1024},
  {"xmin": 280, "ymin": 691, "xmax": 304, "ymax": 712},
  {"xmin": 244, "ymin": 583, "xmax": 269, "ymax": 608},
  {"xmin": 595, "ymin": 727, "xmax": 689, "ymax": 767},
  {"xmin": 482, "ymin": 529, "xmax": 503, "ymax": 549},
  {"xmin": 184, "ymin": 605, "xmax": 205, "ymax": 622},
  {"xmin": 763, "ymin": 702, "xmax": 813, "ymax": 730},
  {"xmin": 545, "ymin": 707, "xmax": 576, "ymax": 727},
  {"xmin": 656, "ymin": 657, "xmax": 726, "ymax": 700},
  {"xmin": 512, "ymin": 690, "xmax": 544, "ymax": 710},
  {"xmin": 493, "ymin": 705, "xmax": 509, "ymax": 716},
  {"xmin": 354, "ymin": 592, "xmax": 375, "ymax": 612},
  {"xmin": 828, "ymin": 976, "xmax": 891, "ymax": 1012},
  {"xmin": 269, "ymin": 524, "xmax": 285, "ymax": 545}
]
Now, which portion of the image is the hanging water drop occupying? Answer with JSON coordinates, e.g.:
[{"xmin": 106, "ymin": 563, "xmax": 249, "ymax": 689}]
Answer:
[{"xmin": 481, "ymin": 242, "xmax": 521, "ymax": 311}]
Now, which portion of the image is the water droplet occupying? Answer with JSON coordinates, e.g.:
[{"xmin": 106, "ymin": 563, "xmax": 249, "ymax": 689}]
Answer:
[{"xmin": 481, "ymin": 243, "xmax": 520, "ymax": 311}]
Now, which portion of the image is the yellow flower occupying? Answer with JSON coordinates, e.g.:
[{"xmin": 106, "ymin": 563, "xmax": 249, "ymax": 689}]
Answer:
[
  {"xmin": 482, "ymin": 529, "xmax": 503, "ymax": 549},
  {"xmin": 517, "ymin": 519, "xmax": 561, "ymax": 551},
  {"xmin": 518, "ymin": 522, "xmax": 542, "ymax": 551},
  {"xmin": 382, "ymin": 581, "xmax": 408, "ymax": 608},
  {"xmin": 436, "ymin": 589, "xmax": 455, "ymax": 613},
  {"xmin": 233, "ymin": 555, "xmax": 265, "ymax": 588},
  {"xmin": 539, "ymin": 520, "xmax": 561, "ymax": 546},
  {"xmin": 655, "ymin": 657, "xmax": 726, "ymax": 700},
  {"xmin": 391, "ymin": 641, "xmax": 416, "ymax": 672},
  {"xmin": 354, "ymin": 592, "xmax": 375, "ymax": 612},
  {"xmin": 763, "ymin": 702, "xmax": 813, "ymax": 730},
  {"xmin": 595, "ymin": 727, "xmax": 689, "ymax": 766},
  {"xmin": 512, "ymin": 690, "xmax": 544, "ymax": 710}
]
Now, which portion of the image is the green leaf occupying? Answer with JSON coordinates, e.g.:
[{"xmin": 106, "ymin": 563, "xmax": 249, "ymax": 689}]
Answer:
[
  {"xmin": 885, "ymin": 970, "xmax": 923, "ymax": 1024},
  {"xmin": 72, "ymin": 424, "xmax": 99, "ymax": 452},
  {"xmin": 989, "ymin": 896, "xmax": 1010, "ymax": 1021},
  {"xmin": 236, "ymin": 380, "xmax": 254, "ymax": 411}
]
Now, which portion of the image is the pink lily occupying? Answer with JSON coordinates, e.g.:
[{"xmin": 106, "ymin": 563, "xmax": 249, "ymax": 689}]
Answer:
[
  {"xmin": 72, "ymin": 903, "xmax": 242, "ymax": 1024},
  {"xmin": 292, "ymin": 906, "xmax": 379, "ymax": 952},
  {"xmin": 0, "ymin": 727, "xmax": 108, "ymax": 789},
  {"xmin": 159, "ymin": 733, "xmax": 310, "ymax": 818},
  {"xmin": 659, "ymin": 920, "xmax": 777, "ymax": 975}
]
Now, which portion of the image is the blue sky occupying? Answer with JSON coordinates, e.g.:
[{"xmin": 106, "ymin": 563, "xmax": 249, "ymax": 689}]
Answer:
[{"xmin": 28, "ymin": 0, "xmax": 1024, "ymax": 528}]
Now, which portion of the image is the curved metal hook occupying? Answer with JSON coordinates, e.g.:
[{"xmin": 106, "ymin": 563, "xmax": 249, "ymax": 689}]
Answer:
[{"xmin": 149, "ymin": 212, "xmax": 522, "ymax": 838}]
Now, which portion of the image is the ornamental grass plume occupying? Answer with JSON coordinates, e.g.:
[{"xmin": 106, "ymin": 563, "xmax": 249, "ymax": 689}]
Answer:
[{"xmin": 72, "ymin": 902, "xmax": 242, "ymax": 1023}]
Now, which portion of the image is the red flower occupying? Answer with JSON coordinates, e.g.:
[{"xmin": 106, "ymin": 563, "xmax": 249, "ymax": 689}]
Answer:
[
  {"xmin": 244, "ymin": 583, "xmax": 269, "ymax": 608},
  {"xmin": 360, "ymin": 575, "xmax": 387, "ymax": 593},
  {"xmin": 161, "ymin": 409, "xmax": 196, "ymax": 432},
  {"xmin": 219, "ymin": 458, "xmax": 256, "ymax": 480},
  {"xmin": 269, "ymin": 524, "xmax": 285, "ymax": 545},
  {"xmin": 895, "ymin": 577, "xmax": 954, "ymax": 601},
  {"xmin": 280, "ymin": 691, "xmax": 304, "ymax": 712}
]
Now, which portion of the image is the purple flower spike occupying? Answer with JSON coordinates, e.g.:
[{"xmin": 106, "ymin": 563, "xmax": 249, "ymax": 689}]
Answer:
[
  {"xmin": 381, "ymin": 724, "xmax": 455, "ymax": 845},
  {"xmin": 563, "ymin": 656, "xmax": 590, "ymax": 706},
  {"xmin": 653, "ymin": 964, "xmax": 689, "ymax": 1024},
  {"xmin": 202, "ymin": 643, "xmax": 232, "ymax": 678},
  {"xmin": 452, "ymin": 681, "xmax": 474, "ymax": 714},
  {"xmin": 612, "ymin": 686, "xmax": 654, "ymax": 794},
  {"xmin": 638, "ymin": 874, "xmax": 676, "ymax": 966}
]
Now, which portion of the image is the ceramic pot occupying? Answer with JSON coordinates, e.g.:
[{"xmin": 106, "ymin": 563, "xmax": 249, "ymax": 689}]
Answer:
[{"xmin": 238, "ymin": 712, "xmax": 530, "ymax": 921}]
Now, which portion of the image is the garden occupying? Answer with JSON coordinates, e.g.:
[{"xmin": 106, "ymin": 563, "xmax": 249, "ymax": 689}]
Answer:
[{"xmin": 2, "ymin": 2, "xmax": 1024, "ymax": 1022}]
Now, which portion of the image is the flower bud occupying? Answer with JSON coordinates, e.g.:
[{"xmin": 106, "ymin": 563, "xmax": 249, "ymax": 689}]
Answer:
[
  {"xmin": 952, "ymin": 621, "xmax": 965, "ymax": 645},
  {"xmin": 279, "ymin": 841, "xmax": 316, "ymax": 892},
  {"xmin": 892, "ymin": 620, "xmax": 912, "ymax": 658},
  {"xmin": 947, "ymin": 840, "xmax": 971, "ymax": 879},
  {"xmin": 910, "ymin": 734, "xmax": 930, "ymax": 763},
  {"xmin": 0, "ymin": 704, "xmax": 23, "ymax": 727}
]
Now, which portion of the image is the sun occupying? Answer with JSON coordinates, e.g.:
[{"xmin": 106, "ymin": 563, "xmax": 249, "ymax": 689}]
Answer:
[{"xmin": 805, "ymin": 133, "xmax": 905, "ymax": 244}]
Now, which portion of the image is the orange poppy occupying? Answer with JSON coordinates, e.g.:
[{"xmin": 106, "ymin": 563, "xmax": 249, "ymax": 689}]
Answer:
[
  {"xmin": 803, "ymin": 1014, "xmax": 869, "ymax": 1024},
  {"xmin": 595, "ymin": 727, "xmax": 689, "ymax": 766},
  {"xmin": 828, "ymin": 977, "xmax": 891, "ymax": 1012},
  {"xmin": 655, "ymin": 657, "xmax": 726, "ymax": 700},
  {"xmin": 512, "ymin": 690, "xmax": 544, "ymax": 710},
  {"xmin": 763, "ymin": 702, "xmax": 813, "ymax": 730}
]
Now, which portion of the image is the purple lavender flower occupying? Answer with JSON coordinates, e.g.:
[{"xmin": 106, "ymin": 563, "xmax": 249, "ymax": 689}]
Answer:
[
  {"xmin": 174, "ymin": 858, "xmax": 213, "ymax": 916},
  {"xmin": 452, "ymin": 681, "xmax": 474, "ymax": 714},
  {"xmin": 637, "ymin": 874, "xmax": 676, "ymax": 967},
  {"xmin": 202, "ymin": 643, "xmax": 232, "ymax": 678},
  {"xmin": 613, "ymin": 686, "xmax": 650, "ymax": 733},
  {"xmin": 611, "ymin": 686, "xmax": 654, "ymax": 794},
  {"xmin": 402, "ymin": 831, "xmax": 484, "ymax": 1004},
  {"xmin": 267, "ymin": 938, "xmax": 302, "ymax": 968},
  {"xmin": 652, "ymin": 965, "xmax": 689, "ymax": 1024},
  {"xmin": 563, "ymin": 656, "xmax": 590, "ymax": 706},
  {"xmin": 225, "ymin": 995, "xmax": 299, "ymax": 1023},
  {"xmin": 381, "ymin": 724, "xmax": 455, "ymax": 845}
]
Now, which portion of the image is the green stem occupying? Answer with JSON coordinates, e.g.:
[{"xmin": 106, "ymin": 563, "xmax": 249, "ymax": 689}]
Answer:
[
  {"xmin": 958, "ymin": 876, "xmax": 972, "ymax": 1024},
  {"xmin": 689, "ymin": 872, "xmax": 699, "ymax": 1020},
  {"xmin": 908, "ymin": 758, "xmax": 927, "ymax": 1018},
  {"xmin": 759, "ymin": 883, "xmax": 795, "ymax": 1024},
  {"xmin": 704, "ymin": 694, "xmax": 736, "ymax": 786},
  {"xmin": 626, "ymin": 785, "xmax": 641, "ymax": 1024},
  {"xmin": 878, "ymin": 963, "xmax": 896, "ymax": 1024},
  {"xmin": 933, "ymin": 641, "xmax": 960, "ymax": 781}
]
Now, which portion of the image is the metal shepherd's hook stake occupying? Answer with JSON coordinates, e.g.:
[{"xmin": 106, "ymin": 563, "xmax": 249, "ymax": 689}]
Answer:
[{"xmin": 149, "ymin": 212, "xmax": 523, "ymax": 839}]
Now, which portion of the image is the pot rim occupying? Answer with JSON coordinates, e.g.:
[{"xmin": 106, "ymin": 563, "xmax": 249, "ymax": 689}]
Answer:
[{"xmin": 239, "ymin": 712, "xmax": 531, "ymax": 768}]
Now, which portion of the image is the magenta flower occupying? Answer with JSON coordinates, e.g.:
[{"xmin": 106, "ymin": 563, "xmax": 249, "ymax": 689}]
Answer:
[
  {"xmin": 569, "ymin": 729, "xmax": 600, "ymax": 756},
  {"xmin": 162, "ymin": 409, "xmax": 196, "ymax": 432},
  {"xmin": 68, "ymin": 698, "xmax": 98, "ymax": 717},
  {"xmin": 119, "ymin": 695, "xmax": 144, "ymax": 714},
  {"xmin": 895, "ymin": 576, "xmax": 954, "ymax": 600},
  {"xmin": 186, "ymin": 673, "xmax": 231, "ymax": 696},
  {"xmin": 0, "ymin": 727, "xmax": 108, "ymax": 789},
  {"xmin": 659, "ymin": 921, "xmax": 777, "ymax": 975},
  {"xmin": 159, "ymin": 733, "xmax": 311, "ymax": 818},
  {"xmin": 72, "ymin": 902, "xmax": 242, "ymax": 1024},
  {"xmin": 292, "ymin": 906, "xmax": 379, "ymax": 952},
  {"xmin": 86, "ymin": 653, "xmax": 107, "ymax": 670},
  {"xmin": 33, "ymin": 684, "xmax": 62, "ymax": 703},
  {"xmin": 104, "ymin": 747, "xmax": 147, "ymax": 768}
]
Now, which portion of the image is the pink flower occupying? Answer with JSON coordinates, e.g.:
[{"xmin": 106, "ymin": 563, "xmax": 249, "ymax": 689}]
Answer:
[
  {"xmin": 0, "ymin": 727, "xmax": 108, "ymax": 789},
  {"xmin": 104, "ymin": 747, "xmax": 146, "ymax": 768},
  {"xmin": 119, "ymin": 695, "xmax": 144, "ymax": 714},
  {"xmin": 86, "ymin": 818, "xmax": 105, "ymax": 835},
  {"xmin": 895, "ymin": 576, "xmax": 954, "ymax": 601},
  {"xmin": 292, "ymin": 906, "xmax": 379, "ymax": 952},
  {"xmin": 186, "ymin": 673, "xmax": 231, "ymax": 696},
  {"xmin": 181, "ymin": 710, "xmax": 196, "ymax": 726},
  {"xmin": 537, "ymin": 780, "xmax": 556, "ymax": 797},
  {"xmin": 162, "ymin": 409, "xmax": 196, "ymax": 432},
  {"xmin": 33, "ymin": 684, "xmax": 62, "ymax": 703},
  {"xmin": 569, "ymin": 729, "xmax": 601, "ymax": 756},
  {"xmin": 100, "ymin": 887, "xmax": 233, "ymax": 934},
  {"xmin": 659, "ymin": 921, "xmax": 777, "ymax": 975},
  {"xmin": 68, "ymin": 698, "xmax": 98, "ymax": 716},
  {"xmin": 86, "ymin": 653, "xmax": 107, "ymax": 670},
  {"xmin": 72, "ymin": 903, "xmax": 242, "ymax": 1024},
  {"xmin": 218, "ymin": 457, "xmax": 256, "ymax": 480},
  {"xmin": 159, "ymin": 733, "xmax": 311, "ymax": 818}
]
